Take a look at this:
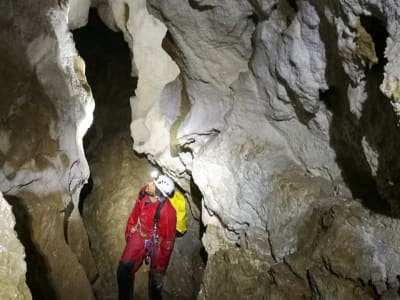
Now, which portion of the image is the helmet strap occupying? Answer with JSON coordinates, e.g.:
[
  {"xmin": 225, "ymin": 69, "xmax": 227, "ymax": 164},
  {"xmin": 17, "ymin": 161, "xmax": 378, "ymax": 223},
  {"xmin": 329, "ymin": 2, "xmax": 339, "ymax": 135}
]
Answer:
[{"xmin": 155, "ymin": 186, "xmax": 164, "ymax": 197}]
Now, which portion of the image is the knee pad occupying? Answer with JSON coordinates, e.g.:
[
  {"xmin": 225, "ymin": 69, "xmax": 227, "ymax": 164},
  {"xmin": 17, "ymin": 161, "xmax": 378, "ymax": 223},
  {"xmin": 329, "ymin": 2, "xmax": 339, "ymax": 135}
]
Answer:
[{"xmin": 117, "ymin": 261, "xmax": 134, "ymax": 279}]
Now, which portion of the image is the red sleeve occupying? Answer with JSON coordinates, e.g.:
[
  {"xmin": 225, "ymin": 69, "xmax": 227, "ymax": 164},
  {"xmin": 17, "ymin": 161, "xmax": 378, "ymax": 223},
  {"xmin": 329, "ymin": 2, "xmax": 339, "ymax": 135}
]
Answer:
[
  {"xmin": 125, "ymin": 186, "xmax": 147, "ymax": 239},
  {"xmin": 153, "ymin": 204, "xmax": 176, "ymax": 272}
]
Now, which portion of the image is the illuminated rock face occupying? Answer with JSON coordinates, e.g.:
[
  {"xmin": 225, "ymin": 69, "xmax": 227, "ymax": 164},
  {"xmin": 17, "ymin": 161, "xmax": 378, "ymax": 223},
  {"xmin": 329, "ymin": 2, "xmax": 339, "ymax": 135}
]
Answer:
[
  {"xmin": 0, "ymin": 1, "xmax": 95, "ymax": 299},
  {"xmin": 131, "ymin": 0, "xmax": 400, "ymax": 298},
  {"xmin": 0, "ymin": 192, "xmax": 31, "ymax": 300},
  {"xmin": 2, "ymin": 0, "xmax": 400, "ymax": 299}
]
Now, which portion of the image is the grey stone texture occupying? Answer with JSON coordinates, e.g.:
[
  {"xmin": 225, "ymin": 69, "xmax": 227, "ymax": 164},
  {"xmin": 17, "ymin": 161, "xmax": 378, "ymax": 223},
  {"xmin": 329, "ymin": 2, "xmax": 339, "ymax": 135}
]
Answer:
[{"xmin": 1, "ymin": 0, "xmax": 400, "ymax": 299}]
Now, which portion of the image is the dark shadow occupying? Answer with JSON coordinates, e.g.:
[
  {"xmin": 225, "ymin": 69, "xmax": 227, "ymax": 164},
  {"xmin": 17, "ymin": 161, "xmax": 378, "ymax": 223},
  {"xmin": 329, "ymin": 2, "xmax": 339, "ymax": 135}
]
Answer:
[
  {"xmin": 287, "ymin": 0, "xmax": 298, "ymax": 12},
  {"xmin": 318, "ymin": 13, "xmax": 394, "ymax": 216},
  {"xmin": 73, "ymin": 7, "xmax": 137, "ymax": 201},
  {"xmin": 78, "ymin": 176, "xmax": 93, "ymax": 215},
  {"xmin": 249, "ymin": 12, "xmax": 259, "ymax": 27},
  {"xmin": 73, "ymin": 8, "xmax": 136, "ymax": 103},
  {"xmin": 359, "ymin": 16, "xmax": 400, "ymax": 215},
  {"xmin": 63, "ymin": 201, "xmax": 74, "ymax": 244},
  {"xmin": 73, "ymin": 7, "xmax": 137, "ymax": 142},
  {"xmin": 248, "ymin": 0, "xmax": 278, "ymax": 22},
  {"xmin": 199, "ymin": 246, "xmax": 208, "ymax": 266},
  {"xmin": 189, "ymin": 178, "xmax": 208, "ymax": 266},
  {"xmin": 72, "ymin": 8, "xmax": 138, "ymax": 295},
  {"xmin": 161, "ymin": 30, "xmax": 185, "ymax": 73},
  {"xmin": 190, "ymin": 178, "xmax": 203, "ymax": 220},
  {"xmin": 276, "ymin": 71, "xmax": 315, "ymax": 124},
  {"xmin": 188, "ymin": 0, "xmax": 215, "ymax": 11},
  {"xmin": 5, "ymin": 195, "xmax": 57, "ymax": 300}
]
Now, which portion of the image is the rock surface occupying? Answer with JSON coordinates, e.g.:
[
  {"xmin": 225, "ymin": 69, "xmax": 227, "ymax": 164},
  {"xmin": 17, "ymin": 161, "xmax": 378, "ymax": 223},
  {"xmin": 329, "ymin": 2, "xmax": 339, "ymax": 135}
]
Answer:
[
  {"xmin": 0, "ymin": 0, "xmax": 95, "ymax": 299},
  {"xmin": 1, "ymin": 0, "xmax": 400, "ymax": 299},
  {"xmin": 73, "ymin": 10, "xmax": 203, "ymax": 299},
  {"xmin": 0, "ymin": 192, "xmax": 31, "ymax": 300},
  {"xmin": 130, "ymin": 0, "xmax": 400, "ymax": 299}
]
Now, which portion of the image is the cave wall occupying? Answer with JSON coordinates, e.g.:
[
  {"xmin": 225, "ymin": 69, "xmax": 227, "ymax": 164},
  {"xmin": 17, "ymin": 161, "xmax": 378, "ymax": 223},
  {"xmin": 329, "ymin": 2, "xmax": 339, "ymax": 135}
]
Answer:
[
  {"xmin": 2, "ymin": 0, "xmax": 400, "ymax": 299},
  {"xmin": 107, "ymin": 0, "xmax": 400, "ymax": 299},
  {"xmin": 0, "ymin": 1, "xmax": 96, "ymax": 299},
  {"xmin": 70, "ymin": 7, "xmax": 204, "ymax": 299},
  {"xmin": 0, "ymin": 191, "xmax": 31, "ymax": 300}
]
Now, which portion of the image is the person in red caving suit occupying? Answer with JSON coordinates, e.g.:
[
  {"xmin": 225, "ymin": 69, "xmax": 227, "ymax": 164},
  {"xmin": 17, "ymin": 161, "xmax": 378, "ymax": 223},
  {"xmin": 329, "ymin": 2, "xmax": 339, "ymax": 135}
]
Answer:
[{"xmin": 117, "ymin": 175, "xmax": 177, "ymax": 300}]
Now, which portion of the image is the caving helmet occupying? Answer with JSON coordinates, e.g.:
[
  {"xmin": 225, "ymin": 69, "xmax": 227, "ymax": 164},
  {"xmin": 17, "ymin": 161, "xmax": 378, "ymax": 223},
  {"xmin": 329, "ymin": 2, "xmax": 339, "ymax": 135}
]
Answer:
[{"xmin": 154, "ymin": 175, "xmax": 175, "ymax": 197}]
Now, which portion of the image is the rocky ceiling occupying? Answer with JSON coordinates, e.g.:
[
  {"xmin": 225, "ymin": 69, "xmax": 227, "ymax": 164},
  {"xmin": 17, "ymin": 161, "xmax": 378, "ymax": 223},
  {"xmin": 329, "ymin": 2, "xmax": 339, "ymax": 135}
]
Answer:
[{"xmin": 1, "ymin": 0, "xmax": 400, "ymax": 299}]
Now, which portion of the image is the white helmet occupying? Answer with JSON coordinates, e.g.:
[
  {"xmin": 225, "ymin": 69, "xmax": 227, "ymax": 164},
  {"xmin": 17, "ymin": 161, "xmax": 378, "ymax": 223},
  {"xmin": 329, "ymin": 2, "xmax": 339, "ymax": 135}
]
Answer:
[{"xmin": 154, "ymin": 175, "xmax": 175, "ymax": 197}]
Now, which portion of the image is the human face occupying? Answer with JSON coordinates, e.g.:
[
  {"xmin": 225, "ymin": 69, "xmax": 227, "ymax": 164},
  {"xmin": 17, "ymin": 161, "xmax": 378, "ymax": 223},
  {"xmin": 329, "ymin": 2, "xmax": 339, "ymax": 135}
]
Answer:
[{"xmin": 146, "ymin": 182, "xmax": 156, "ymax": 196}]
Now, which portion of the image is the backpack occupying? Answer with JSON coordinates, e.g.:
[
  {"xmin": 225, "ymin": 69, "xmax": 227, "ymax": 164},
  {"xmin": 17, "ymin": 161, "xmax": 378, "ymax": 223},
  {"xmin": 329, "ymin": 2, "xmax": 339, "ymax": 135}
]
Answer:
[{"xmin": 169, "ymin": 190, "xmax": 187, "ymax": 234}]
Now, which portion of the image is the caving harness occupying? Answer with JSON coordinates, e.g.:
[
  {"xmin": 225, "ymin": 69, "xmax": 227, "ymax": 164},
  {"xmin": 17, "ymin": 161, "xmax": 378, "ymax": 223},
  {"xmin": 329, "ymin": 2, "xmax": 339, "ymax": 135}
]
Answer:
[{"xmin": 144, "ymin": 198, "xmax": 166, "ymax": 265}]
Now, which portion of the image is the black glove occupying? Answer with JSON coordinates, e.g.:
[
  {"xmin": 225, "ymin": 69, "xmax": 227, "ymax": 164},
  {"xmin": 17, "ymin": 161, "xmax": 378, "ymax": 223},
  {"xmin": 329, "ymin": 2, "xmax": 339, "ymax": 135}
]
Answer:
[{"xmin": 176, "ymin": 230, "xmax": 186, "ymax": 238}]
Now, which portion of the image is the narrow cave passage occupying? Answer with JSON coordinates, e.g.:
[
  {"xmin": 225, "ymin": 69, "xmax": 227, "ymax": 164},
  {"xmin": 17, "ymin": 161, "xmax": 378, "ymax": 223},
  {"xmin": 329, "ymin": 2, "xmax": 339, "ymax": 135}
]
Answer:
[
  {"xmin": 72, "ymin": 8, "xmax": 204, "ymax": 300},
  {"xmin": 73, "ymin": 8, "xmax": 136, "ymax": 148},
  {"xmin": 319, "ymin": 14, "xmax": 400, "ymax": 216},
  {"xmin": 73, "ymin": 7, "xmax": 137, "ymax": 215},
  {"xmin": 73, "ymin": 8, "xmax": 145, "ymax": 299}
]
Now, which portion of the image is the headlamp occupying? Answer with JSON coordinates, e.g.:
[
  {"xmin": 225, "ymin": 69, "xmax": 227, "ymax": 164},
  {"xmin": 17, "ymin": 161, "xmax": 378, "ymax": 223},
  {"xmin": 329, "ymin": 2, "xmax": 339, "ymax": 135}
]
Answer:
[{"xmin": 151, "ymin": 170, "xmax": 159, "ymax": 179}]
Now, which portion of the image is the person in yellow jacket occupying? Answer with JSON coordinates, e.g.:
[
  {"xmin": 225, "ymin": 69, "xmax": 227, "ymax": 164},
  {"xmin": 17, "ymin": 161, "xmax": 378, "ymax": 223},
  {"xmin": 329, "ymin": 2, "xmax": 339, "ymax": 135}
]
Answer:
[{"xmin": 168, "ymin": 189, "xmax": 187, "ymax": 237}]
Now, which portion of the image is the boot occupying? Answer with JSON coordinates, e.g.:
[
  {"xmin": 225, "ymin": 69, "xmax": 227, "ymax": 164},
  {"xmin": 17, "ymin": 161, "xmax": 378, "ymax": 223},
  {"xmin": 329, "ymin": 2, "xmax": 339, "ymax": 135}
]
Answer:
[
  {"xmin": 148, "ymin": 268, "xmax": 164, "ymax": 300},
  {"xmin": 117, "ymin": 261, "xmax": 135, "ymax": 300}
]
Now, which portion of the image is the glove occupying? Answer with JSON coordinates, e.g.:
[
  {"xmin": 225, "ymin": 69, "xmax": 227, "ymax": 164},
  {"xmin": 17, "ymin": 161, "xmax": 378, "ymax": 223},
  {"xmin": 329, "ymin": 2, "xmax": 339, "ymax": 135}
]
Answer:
[{"xmin": 176, "ymin": 230, "xmax": 186, "ymax": 238}]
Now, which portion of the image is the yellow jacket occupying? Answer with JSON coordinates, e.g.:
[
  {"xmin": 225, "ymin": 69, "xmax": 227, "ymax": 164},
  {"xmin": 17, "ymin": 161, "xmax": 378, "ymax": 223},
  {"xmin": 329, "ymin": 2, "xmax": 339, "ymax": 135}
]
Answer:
[{"xmin": 169, "ymin": 190, "xmax": 187, "ymax": 234}]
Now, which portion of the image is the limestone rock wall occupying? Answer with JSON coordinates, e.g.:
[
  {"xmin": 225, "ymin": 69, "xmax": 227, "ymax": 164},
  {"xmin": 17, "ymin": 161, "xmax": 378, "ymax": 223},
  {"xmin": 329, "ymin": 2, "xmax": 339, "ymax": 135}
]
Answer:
[
  {"xmin": 0, "ymin": 1, "xmax": 96, "ymax": 299},
  {"xmin": 88, "ymin": 0, "xmax": 188, "ymax": 188},
  {"xmin": 2, "ymin": 0, "xmax": 400, "ymax": 299},
  {"xmin": 125, "ymin": 0, "xmax": 400, "ymax": 299},
  {"xmin": 71, "ymin": 8, "xmax": 204, "ymax": 298},
  {"xmin": 0, "ymin": 192, "xmax": 31, "ymax": 300}
]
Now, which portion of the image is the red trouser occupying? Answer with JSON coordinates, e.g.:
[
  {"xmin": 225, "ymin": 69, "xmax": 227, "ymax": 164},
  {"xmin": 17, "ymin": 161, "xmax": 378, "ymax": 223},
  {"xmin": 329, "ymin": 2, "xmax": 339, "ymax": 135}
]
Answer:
[
  {"xmin": 120, "ymin": 231, "xmax": 147, "ymax": 271},
  {"xmin": 117, "ymin": 231, "xmax": 164, "ymax": 300}
]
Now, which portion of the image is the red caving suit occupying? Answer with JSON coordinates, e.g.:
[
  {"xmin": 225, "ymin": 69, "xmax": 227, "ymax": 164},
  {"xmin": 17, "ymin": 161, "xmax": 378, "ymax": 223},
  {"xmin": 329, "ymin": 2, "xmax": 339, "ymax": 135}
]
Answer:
[{"xmin": 120, "ymin": 186, "xmax": 177, "ymax": 273}]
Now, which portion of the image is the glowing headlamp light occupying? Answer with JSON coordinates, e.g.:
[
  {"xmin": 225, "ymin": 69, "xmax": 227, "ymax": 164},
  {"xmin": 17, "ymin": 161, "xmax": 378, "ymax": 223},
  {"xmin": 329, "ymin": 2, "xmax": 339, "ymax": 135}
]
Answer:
[{"xmin": 151, "ymin": 170, "xmax": 159, "ymax": 179}]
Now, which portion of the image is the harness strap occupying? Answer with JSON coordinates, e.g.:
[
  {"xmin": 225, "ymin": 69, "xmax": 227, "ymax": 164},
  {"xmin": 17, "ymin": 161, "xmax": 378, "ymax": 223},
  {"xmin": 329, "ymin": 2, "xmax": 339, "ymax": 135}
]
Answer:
[
  {"xmin": 154, "ymin": 199, "xmax": 166, "ymax": 228},
  {"xmin": 145, "ymin": 199, "xmax": 166, "ymax": 263}
]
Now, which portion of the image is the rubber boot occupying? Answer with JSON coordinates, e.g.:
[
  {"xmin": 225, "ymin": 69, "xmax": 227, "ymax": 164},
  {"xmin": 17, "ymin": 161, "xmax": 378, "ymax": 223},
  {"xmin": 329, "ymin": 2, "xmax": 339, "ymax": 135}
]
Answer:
[
  {"xmin": 148, "ymin": 268, "xmax": 164, "ymax": 300},
  {"xmin": 117, "ymin": 261, "xmax": 135, "ymax": 300}
]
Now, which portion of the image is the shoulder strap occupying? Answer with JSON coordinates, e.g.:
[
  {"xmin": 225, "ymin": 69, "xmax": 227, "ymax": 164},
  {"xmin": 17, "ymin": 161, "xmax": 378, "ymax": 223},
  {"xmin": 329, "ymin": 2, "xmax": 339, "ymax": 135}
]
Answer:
[{"xmin": 154, "ymin": 199, "xmax": 166, "ymax": 228}]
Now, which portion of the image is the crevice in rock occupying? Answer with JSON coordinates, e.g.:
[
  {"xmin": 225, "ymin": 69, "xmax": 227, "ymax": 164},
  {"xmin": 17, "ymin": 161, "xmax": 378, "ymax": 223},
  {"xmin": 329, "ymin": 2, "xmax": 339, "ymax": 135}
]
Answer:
[
  {"xmin": 72, "ymin": 7, "xmax": 205, "ymax": 300},
  {"xmin": 276, "ymin": 71, "xmax": 315, "ymax": 124},
  {"xmin": 319, "ymin": 88, "xmax": 335, "ymax": 110},
  {"xmin": 286, "ymin": 0, "xmax": 298, "ymax": 13},
  {"xmin": 62, "ymin": 201, "xmax": 74, "ymax": 243},
  {"xmin": 188, "ymin": 0, "xmax": 215, "ymax": 12},
  {"xmin": 359, "ymin": 15, "xmax": 387, "ymax": 68},
  {"xmin": 79, "ymin": 176, "xmax": 93, "ymax": 215},
  {"xmin": 318, "ymin": 13, "xmax": 395, "ymax": 216},
  {"xmin": 249, "ymin": 12, "xmax": 259, "ymax": 26},
  {"xmin": 358, "ymin": 15, "xmax": 400, "ymax": 215},
  {"xmin": 5, "ymin": 195, "xmax": 57, "ymax": 300},
  {"xmin": 189, "ymin": 178, "xmax": 208, "ymax": 267},
  {"xmin": 248, "ymin": 0, "xmax": 278, "ymax": 22},
  {"xmin": 73, "ymin": 8, "xmax": 136, "ymax": 141},
  {"xmin": 73, "ymin": 7, "xmax": 138, "ymax": 299},
  {"xmin": 188, "ymin": 178, "xmax": 202, "ymax": 223}
]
